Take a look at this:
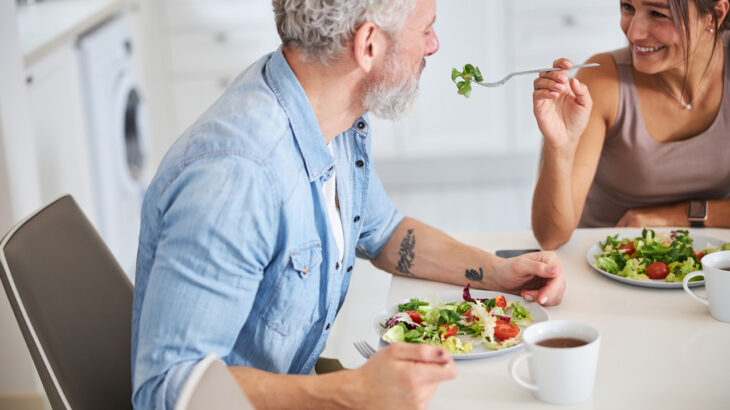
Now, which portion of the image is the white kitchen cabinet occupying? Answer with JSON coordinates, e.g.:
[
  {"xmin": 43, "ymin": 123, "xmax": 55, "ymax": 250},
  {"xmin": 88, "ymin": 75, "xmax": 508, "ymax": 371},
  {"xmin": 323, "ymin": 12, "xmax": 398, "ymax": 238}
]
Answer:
[
  {"xmin": 24, "ymin": 42, "xmax": 98, "ymax": 225},
  {"xmin": 162, "ymin": 0, "xmax": 273, "ymax": 33},
  {"xmin": 157, "ymin": 0, "xmax": 281, "ymax": 137}
]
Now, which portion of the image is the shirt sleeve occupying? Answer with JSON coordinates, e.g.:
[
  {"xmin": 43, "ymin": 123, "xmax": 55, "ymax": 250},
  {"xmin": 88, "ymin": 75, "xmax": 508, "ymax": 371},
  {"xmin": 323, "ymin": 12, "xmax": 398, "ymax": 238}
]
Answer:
[
  {"xmin": 356, "ymin": 161, "xmax": 404, "ymax": 260},
  {"xmin": 132, "ymin": 154, "xmax": 278, "ymax": 409}
]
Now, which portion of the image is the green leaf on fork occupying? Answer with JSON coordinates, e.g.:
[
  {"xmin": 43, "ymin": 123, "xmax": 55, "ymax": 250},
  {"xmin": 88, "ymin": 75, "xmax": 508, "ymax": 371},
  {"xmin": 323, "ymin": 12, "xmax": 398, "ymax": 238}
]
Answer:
[{"xmin": 451, "ymin": 64, "xmax": 483, "ymax": 98}]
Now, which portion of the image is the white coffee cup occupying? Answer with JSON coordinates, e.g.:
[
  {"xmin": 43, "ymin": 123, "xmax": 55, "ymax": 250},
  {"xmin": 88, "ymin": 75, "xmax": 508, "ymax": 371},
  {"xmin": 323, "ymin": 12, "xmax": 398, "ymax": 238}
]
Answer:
[
  {"xmin": 683, "ymin": 250, "xmax": 730, "ymax": 323},
  {"xmin": 509, "ymin": 321, "xmax": 600, "ymax": 405}
]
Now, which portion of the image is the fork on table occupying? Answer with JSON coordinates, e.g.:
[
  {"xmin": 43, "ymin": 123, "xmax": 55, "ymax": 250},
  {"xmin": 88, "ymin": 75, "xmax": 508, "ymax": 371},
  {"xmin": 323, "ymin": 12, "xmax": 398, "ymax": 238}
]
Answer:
[{"xmin": 353, "ymin": 340, "xmax": 377, "ymax": 359}]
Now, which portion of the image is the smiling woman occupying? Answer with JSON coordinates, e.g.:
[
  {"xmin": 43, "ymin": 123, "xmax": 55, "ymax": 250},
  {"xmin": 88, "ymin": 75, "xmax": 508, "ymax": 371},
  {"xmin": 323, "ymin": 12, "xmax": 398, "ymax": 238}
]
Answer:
[{"xmin": 530, "ymin": 0, "xmax": 730, "ymax": 250}]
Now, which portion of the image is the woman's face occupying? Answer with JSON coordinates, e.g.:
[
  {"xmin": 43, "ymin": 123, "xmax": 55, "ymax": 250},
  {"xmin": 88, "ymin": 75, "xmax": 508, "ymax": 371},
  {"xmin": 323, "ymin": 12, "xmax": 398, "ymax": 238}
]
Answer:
[{"xmin": 620, "ymin": 0, "xmax": 708, "ymax": 74}]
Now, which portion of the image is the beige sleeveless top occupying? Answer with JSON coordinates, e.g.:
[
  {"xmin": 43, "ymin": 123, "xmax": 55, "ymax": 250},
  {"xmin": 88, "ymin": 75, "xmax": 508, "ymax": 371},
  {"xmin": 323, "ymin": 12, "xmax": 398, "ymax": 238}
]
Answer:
[{"xmin": 579, "ymin": 33, "xmax": 730, "ymax": 227}]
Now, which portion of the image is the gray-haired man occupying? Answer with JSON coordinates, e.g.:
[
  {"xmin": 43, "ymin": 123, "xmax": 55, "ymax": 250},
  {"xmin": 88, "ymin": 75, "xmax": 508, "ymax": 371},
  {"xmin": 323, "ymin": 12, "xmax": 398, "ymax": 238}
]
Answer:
[{"xmin": 131, "ymin": 1, "xmax": 566, "ymax": 408}]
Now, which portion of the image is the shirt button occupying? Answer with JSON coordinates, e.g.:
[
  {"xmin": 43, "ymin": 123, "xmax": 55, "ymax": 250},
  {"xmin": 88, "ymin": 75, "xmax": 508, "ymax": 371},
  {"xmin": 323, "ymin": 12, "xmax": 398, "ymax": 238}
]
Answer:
[
  {"xmin": 357, "ymin": 121, "xmax": 365, "ymax": 129},
  {"xmin": 353, "ymin": 215, "xmax": 360, "ymax": 223},
  {"xmin": 356, "ymin": 160, "xmax": 364, "ymax": 168},
  {"xmin": 326, "ymin": 323, "xmax": 331, "ymax": 330},
  {"xmin": 335, "ymin": 262, "xmax": 340, "ymax": 270},
  {"xmin": 347, "ymin": 266, "xmax": 353, "ymax": 272}
]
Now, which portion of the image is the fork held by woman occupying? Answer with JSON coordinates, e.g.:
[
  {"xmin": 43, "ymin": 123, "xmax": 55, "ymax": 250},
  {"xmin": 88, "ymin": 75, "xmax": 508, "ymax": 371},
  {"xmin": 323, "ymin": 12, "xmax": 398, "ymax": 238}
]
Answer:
[{"xmin": 475, "ymin": 62, "xmax": 600, "ymax": 88}]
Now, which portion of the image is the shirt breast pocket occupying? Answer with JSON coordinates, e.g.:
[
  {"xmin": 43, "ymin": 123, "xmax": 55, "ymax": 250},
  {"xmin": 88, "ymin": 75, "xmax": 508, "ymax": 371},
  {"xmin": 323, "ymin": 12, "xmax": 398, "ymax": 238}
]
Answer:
[{"xmin": 262, "ymin": 241, "xmax": 323, "ymax": 336}]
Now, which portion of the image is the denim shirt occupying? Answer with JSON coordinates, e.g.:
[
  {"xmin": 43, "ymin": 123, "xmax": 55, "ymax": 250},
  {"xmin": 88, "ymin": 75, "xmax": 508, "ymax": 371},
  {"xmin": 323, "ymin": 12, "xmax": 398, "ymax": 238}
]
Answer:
[{"xmin": 131, "ymin": 49, "xmax": 404, "ymax": 409}]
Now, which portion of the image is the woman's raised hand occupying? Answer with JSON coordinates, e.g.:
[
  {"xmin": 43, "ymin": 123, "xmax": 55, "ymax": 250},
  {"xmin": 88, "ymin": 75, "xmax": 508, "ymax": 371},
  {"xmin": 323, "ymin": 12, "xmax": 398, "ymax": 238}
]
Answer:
[{"xmin": 533, "ymin": 58, "xmax": 593, "ymax": 150}]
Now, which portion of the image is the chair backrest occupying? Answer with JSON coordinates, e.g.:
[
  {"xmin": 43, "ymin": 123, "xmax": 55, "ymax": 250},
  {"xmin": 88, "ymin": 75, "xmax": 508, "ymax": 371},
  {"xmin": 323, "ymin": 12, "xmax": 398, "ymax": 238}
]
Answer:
[
  {"xmin": 0, "ymin": 195, "xmax": 133, "ymax": 410},
  {"xmin": 174, "ymin": 354, "xmax": 255, "ymax": 410}
]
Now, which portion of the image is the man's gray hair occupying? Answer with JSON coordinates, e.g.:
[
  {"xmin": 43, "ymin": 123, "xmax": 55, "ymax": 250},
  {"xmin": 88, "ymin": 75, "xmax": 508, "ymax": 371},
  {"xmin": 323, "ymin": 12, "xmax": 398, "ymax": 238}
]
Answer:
[{"xmin": 273, "ymin": 0, "xmax": 417, "ymax": 64}]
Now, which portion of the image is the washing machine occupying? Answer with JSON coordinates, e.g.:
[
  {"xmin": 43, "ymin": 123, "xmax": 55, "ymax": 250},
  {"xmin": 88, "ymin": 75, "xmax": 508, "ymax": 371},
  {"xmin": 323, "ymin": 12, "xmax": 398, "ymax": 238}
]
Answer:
[{"xmin": 78, "ymin": 14, "xmax": 149, "ymax": 279}]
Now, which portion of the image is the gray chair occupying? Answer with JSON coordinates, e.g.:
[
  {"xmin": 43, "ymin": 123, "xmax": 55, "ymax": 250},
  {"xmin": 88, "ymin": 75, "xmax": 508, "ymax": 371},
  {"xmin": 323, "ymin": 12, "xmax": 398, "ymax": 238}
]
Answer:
[{"xmin": 0, "ymin": 195, "xmax": 133, "ymax": 409}]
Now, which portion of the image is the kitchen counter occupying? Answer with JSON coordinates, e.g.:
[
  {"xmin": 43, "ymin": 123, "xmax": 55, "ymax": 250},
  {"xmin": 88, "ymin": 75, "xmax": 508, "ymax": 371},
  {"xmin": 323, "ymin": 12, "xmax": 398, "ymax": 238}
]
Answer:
[{"xmin": 17, "ymin": 0, "xmax": 131, "ymax": 67}]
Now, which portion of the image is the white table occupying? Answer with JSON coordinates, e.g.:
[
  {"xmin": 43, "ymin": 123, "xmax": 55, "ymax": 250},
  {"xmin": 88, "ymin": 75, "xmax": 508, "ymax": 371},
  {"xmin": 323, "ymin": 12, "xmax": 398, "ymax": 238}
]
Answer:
[{"xmin": 325, "ymin": 228, "xmax": 730, "ymax": 409}]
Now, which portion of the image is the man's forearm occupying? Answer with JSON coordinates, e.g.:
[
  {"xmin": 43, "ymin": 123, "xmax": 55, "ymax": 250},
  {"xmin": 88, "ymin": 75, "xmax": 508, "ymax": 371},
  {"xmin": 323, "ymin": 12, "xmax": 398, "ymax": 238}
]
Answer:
[
  {"xmin": 230, "ymin": 366, "xmax": 361, "ymax": 409},
  {"xmin": 372, "ymin": 217, "xmax": 503, "ymax": 290}
]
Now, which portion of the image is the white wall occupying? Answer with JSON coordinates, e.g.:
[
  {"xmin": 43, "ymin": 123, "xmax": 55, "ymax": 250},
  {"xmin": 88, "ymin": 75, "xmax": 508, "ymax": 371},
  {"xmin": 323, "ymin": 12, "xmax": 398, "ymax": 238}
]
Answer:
[{"xmin": 0, "ymin": 0, "xmax": 45, "ymax": 401}]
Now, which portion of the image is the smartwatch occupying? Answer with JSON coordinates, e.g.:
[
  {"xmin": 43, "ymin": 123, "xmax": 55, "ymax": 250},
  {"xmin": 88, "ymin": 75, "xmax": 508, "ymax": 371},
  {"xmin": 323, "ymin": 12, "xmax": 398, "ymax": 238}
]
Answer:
[{"xmin": 688, "ymin": 200, "xmax": 707, "ymax": 228}]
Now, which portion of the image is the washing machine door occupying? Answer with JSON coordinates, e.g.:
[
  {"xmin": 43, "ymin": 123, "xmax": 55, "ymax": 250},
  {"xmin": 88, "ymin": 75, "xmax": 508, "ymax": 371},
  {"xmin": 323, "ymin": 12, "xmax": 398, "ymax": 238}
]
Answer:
[
  {"xmin": 98, "ymin": 71, "xmax": 149, "ymax": 277},
  {"xmin": 114, "ymin": 74, "xmax": 148, "ymax": 190},
  {"xmin": 124, "ymin": 87, "xmax": 145, "ymax": 181}
]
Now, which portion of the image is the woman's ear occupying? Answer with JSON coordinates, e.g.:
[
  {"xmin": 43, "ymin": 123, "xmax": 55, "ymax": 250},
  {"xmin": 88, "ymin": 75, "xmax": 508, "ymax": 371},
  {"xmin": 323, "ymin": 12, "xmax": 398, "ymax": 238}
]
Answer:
[
  {"xmin": 714, "ymin": 0, "xmax": 730, "ymax": 28},
  {"xmin": 352, "ymin": 22, "xmax": 383, "ymax": 73}
]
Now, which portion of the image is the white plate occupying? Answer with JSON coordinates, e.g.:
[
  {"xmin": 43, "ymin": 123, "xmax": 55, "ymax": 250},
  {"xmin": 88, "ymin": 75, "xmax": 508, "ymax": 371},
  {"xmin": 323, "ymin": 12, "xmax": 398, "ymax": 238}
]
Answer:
[
  {"xmin": 373, "ymin": 289, "xmax": 549, "ymax": 360},
  {"xmin": 586, "ymin": 234, "xmax": 725, "ymax": 289}
]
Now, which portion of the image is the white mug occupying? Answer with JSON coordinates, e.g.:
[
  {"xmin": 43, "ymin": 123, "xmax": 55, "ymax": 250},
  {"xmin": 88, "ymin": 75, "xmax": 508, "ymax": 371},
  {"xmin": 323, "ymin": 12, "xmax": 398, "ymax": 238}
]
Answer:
[
  {"xmin": 683, "ymin": 250, "xmax": 730, "ymax": 323},
  {"xmin": 509, "ymin": 321, "xmax": 600, "ymax": 405}
]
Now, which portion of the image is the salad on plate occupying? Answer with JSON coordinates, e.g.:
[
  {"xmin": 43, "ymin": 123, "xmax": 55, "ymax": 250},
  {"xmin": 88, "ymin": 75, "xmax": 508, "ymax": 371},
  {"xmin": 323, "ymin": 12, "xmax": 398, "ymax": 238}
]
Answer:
[
  {"xmin": 379, "ymin": 285, "xmax": 534, "ymax": 355},
  {"xmin": 592, "ymin": 229, "xmax": 730, "ymax": 282}
]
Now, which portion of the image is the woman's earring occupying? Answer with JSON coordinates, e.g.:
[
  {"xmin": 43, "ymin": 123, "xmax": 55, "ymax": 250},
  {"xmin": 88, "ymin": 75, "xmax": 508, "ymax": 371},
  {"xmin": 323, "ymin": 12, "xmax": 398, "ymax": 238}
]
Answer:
[{"xmin": 709, "ymin": 27, "xmax": 715, "ymax": 33}]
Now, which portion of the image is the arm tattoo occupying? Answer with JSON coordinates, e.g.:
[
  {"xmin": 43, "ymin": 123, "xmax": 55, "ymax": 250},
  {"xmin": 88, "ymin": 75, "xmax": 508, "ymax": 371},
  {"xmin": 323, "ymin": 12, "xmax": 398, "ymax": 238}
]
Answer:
[
  {"xmin": 395, "ymin": 229, "xmax": 416, "ymax": 275},
  {"xmin": 465, "ymin": 267, "xmax": 484, "ymax": 283}
]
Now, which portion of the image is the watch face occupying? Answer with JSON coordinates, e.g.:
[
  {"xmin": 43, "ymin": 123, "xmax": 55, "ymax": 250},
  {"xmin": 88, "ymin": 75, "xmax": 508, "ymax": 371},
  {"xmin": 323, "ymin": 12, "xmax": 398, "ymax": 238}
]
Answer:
[{"xmin": 689, "ymin": 200, "xmax": 707, "ymax": 219}]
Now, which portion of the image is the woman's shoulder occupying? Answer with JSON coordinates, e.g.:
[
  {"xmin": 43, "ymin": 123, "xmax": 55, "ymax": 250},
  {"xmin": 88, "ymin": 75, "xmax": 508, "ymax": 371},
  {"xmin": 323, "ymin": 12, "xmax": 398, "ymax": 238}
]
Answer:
[
  {"xmin": 577, "ymin": 52, "xmax": 621, "ymax": 124},
  {"xmin": 577, "ymin": 53, "xmax": 619, "ymax": 87}
]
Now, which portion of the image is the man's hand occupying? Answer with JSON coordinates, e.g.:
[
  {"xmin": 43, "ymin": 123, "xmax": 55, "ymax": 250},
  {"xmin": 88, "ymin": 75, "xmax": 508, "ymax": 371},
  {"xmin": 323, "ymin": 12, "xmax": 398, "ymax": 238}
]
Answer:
[
  {"xmin": 492, "ymin": 251, "xmax": 566, "ymax": 306},
  {"xmin": 348, "ymin": 343, "xmax": 457, "ymax": 410}
]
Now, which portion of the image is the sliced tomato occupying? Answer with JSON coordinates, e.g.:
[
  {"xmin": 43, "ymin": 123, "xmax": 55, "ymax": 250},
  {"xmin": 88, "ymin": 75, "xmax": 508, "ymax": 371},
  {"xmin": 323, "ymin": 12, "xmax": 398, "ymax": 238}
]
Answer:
[
  {"xmin": 494, "ymin": 295, "xmax": 507, "ymax": 308},
  {"xmin": 407, "ymin": 310, "xmax": 423, "ymax": 324},
  {"xmin": 694, "ymin": 251, "xmax": 705, "ymax": 260},
  {"xmin": 439, "ymin": 324, "xmax": 458, "ymax": 339},
  {"xmin": 494, "ymin": 320, "xmax": 520, "ymax": 340},
  {"xmin": 646, "ymin": 261, "xmax": 669, "ymax": 280},
  {"xmin": 619, "ymin": 241, "xmax": 636, "ymax": 256}
]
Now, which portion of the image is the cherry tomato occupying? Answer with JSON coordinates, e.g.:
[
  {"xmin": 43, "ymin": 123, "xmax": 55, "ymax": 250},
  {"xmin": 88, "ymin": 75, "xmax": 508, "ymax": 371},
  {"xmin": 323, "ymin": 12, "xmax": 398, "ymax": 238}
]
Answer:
[
  {"xmin": 646, "ymin": 261, "xmax": 669, "ymax": 280},
  {"xmin": 407, "ymin": 310, "xmax": 423, "ymax": 324},
  {"xmin": 439, "ymin": 324, "xmax": 458, "ymax": 339},
  {"xmin": 694, "ymin": 251, "xmax": 705, "ymax": 260},
  {"xmin": 619, "ymin": 241, "xmax": 635, "ymax": 256},
  {"xmin": 494, "ymin": 320, "xmax": 520, "ymax": 340},
  {"xmin": 495, "ymin": 295, "xmax": 507, "ymax": 308}
]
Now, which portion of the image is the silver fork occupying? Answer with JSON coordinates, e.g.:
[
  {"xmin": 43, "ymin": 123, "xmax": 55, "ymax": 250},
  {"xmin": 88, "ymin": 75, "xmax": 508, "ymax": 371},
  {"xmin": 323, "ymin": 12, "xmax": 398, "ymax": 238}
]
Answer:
[
  {"xmin": 353, "ymin": 340, "xmax": 377, "ymax": 359},
  {"xmin": 473, "ymin": 62, "xmax": 600, "ymax": 88}
]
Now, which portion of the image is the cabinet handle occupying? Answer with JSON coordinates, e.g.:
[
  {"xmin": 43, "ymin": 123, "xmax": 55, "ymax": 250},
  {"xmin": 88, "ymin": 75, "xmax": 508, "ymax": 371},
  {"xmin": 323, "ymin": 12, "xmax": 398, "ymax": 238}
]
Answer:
[
  {"xmin": 562, "ymin": 14, "xmax": 576, "ymax": 27},
  {"xmin": 26, "ymin": 75, "xmax": 33, "ymax": 85},
  {"xmin": 215, "ymin": 32, "xmax": 228, "ymax": 43}
]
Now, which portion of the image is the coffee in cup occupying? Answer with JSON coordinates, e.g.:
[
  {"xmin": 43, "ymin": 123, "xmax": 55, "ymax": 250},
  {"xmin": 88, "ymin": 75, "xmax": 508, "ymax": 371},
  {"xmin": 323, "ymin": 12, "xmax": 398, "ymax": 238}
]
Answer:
[
  {"xmin": 683, "ymin": 250, "xmax": 730, "ymax": 323},
  {"xmin": 510, "ymin": 320, "xmax": 600, "ymax": 405}
]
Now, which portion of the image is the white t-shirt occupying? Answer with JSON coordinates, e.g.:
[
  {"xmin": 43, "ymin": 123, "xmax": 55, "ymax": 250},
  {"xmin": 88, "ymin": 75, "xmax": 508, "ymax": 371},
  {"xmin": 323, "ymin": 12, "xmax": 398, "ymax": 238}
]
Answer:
[{"xmin": 323, "ymin": 144, "xmax": 345, "ymax": 263}]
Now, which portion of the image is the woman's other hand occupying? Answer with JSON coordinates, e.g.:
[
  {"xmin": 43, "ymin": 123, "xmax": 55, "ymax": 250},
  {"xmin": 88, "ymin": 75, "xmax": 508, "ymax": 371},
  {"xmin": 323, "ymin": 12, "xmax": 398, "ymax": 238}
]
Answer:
[
  {"xmin": 616, "ymin": 203, "xmax": 687, "ymax": 227},
  {"xmin": 533, "ymin": 58, "xmax": 593, "ymax": 150}
]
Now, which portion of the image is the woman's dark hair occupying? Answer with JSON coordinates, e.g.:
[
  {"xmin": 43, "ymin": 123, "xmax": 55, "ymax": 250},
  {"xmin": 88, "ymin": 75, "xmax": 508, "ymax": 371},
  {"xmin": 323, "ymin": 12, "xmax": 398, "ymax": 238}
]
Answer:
[{"xmin": 667, "ymin": 0, "xmax": 730, "ymax": 80}]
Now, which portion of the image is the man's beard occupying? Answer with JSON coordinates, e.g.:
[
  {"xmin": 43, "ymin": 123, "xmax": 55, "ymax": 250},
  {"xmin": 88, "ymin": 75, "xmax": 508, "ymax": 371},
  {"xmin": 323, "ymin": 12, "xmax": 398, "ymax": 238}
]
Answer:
[{"xmin": 361, "ymin": 44, "xmax": 423, "ymax": 121}]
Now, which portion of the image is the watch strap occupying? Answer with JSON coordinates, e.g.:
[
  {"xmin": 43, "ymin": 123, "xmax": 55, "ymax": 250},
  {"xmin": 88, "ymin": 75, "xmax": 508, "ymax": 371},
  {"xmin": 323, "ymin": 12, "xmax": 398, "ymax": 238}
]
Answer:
[{"xmin": 690, "ymin": 219, "xmax": 705, "ymax": 228}]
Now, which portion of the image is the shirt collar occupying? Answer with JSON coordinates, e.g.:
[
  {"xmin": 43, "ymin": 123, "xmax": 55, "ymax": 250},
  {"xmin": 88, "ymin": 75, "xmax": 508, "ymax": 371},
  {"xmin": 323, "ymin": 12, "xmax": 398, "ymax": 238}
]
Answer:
[{"xmin": 266, "ymin": 49, "xmax": 333, "ymax": 182}]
